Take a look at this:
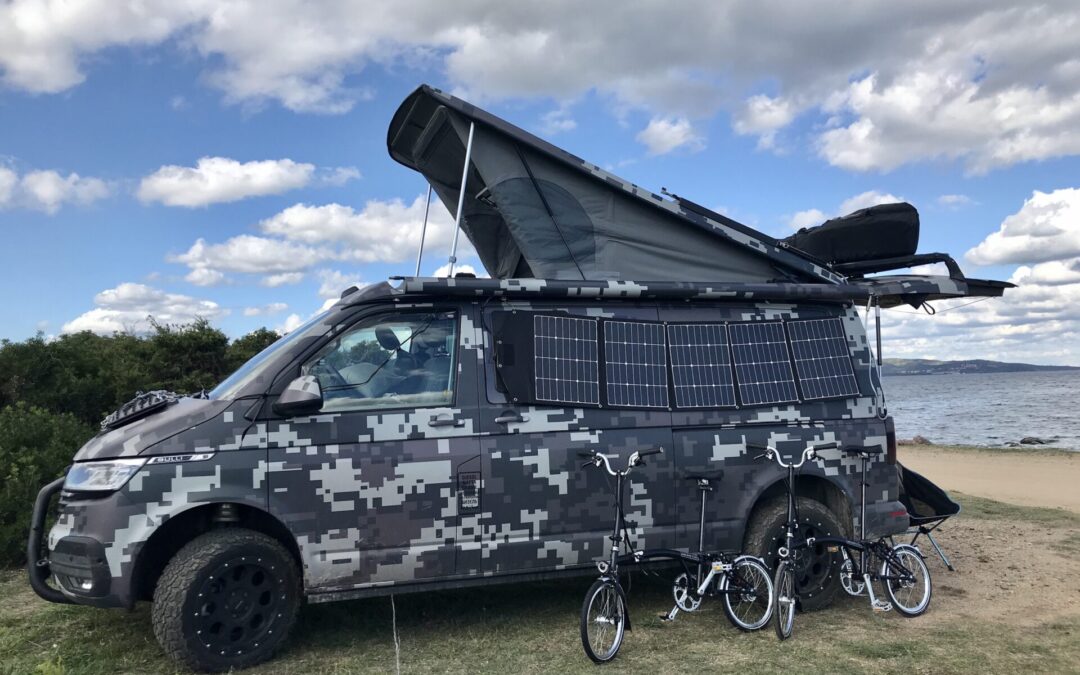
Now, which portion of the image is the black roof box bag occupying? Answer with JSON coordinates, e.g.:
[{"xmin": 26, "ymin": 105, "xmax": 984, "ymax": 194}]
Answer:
[{"xmin": 783, "ymin": 202, "xmax": 919, "ymax": 265}]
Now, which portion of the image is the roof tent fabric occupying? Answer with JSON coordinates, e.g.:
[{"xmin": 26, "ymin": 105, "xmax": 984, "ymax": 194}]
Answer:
[
  {"xmin": 388, "ymin": 85, "xmax": 842, "ymax": 284},
  {"xmin": 782, "ymin": 202, "xmax": 920, "ymax": 265}
]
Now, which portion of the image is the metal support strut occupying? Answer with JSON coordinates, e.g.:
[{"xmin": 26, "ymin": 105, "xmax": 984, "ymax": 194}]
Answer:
[
  {"xmin": 447, "ymin": 121, "xmax": 475, "ymax": 277},
  {"xmin": 415, "ymin": 184, "xmax": 432, "ymax": 276}
]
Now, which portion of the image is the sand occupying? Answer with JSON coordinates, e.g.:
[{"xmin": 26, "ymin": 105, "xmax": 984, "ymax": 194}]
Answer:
[{"xmin": 900, "ymin": 445, "xmax": 1080, "ymax": 513}]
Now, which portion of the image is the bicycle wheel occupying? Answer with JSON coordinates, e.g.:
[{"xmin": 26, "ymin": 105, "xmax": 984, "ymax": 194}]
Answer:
[
  {"xmin": 773, "ymin": 561, "xmax": 795, "ymax": 640},
  {"xmin": 881, "ymin": 544, "xmax": 932, "ymax": 617},
  {"xmin": 722, "ymin": 556, "xmax": 774, "ymax": 632},
  {"xmin": 580, "ymin": 578, "xmax": 627, "ymax": 663}
]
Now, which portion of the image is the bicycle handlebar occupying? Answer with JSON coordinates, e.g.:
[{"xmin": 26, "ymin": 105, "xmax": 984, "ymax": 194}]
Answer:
[
  {"xmin": 748, "ymin": 440, "xmax": 838, "ymax": 469},
  {"xmin": 578, "ymin": 447, "xmax": 664, "ymax": 476}
]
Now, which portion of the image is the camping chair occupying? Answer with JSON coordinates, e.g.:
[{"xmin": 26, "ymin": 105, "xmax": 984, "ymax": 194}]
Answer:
[{"xmin": 897, "ymin": 464, "xmax": 961, "ymax": 571}]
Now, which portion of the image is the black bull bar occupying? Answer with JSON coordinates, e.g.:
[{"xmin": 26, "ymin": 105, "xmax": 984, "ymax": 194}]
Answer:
[{"xmin": 27, "ymin": 476, "xmax": 74, "ymax": 604}]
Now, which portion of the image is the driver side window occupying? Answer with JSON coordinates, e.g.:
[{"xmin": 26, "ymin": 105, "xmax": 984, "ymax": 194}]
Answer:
[{"xmin": 303, "ymin": 311, "xmax": 457, "ymax": 412}]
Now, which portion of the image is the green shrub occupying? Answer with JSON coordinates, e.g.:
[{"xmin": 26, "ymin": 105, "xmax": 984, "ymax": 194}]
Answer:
[{"xmin": 0, "ymin": 404, "xmax": 95, "ymax": 567}]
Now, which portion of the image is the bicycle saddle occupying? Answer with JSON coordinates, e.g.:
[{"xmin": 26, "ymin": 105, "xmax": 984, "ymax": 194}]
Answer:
[
  {"xmin": 843, "ymin": 446, "xmax": 882, "ymax": 457},
  {"xmin": 682, "ymin": 469, "xmax": 724, "ymax": 483}
]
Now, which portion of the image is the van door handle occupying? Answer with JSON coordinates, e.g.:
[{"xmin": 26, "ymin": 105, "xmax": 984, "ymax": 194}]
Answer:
[
  {"xmin": 428, "ymin": 415, "xmax": 465, "ymax": 428},
  {"xmin": 494, "ymin": 412, "xmax": 527, "ymax": 424}
]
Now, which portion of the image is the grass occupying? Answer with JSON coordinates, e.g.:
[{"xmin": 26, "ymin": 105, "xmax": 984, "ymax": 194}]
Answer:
[{"xmin": 2, "ymin": 494, "xmax": 1077, "ymax": 674}]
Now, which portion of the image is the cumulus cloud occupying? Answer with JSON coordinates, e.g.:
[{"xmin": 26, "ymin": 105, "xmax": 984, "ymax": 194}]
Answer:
[
  {"xmin": 261, "ymin": 272, "xmax": 305, "ymax": 287},
  {"xmin": 276, "ymin": 313, "xmax": 305, "ymax": 334},
  {"xmin": 62, "ymin": 283, "xmax": 225, "ymax": 335},
  {"xmin": 137, "ymin": 157, "xmax": 316, "ymax": 207},
  {"xmin": 966, "ymin": 188, "xmax": 1080, "ymax": 266},
  {"xmin": 636, "ymin": 117, "xmax": 705, "ymax": 156},
  {"xmin": 937, "ymin": 194, "xmax": 975, "ymax": 209},
  {"xmin": 4, "ymin": 2, "xmax": 1079, "ymax": 171},
  {"xmin": 787, "ymin": 190, "xmax": 902, "ymax": 230},
  {"xmin": 430, "ymin": 263, "xmax": 485, "ymax": 278},
  {"xmin": 171, "ymin": 235, "xmax": 332, "ymax": 282},
  {"xmin": 243, "ymin": 302, "xmax": 288, "ymax": 317},
  {"xmin": 0, "ymin": 166, "xmax": 109, "ymax": 213},
  {"xmin": 317, "ymin": 269, "xmax": 364, "ymax": 299},
  {"xmin": 259, "ymin": 195, "xmax": 474, "ymax": 262},
  {"xmin": 887, "ymin": 188, "xmax": 1080, "ymax": 364}
]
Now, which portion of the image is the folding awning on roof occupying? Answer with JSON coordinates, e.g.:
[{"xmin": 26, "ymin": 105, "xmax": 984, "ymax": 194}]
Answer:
[{"xmin": 387, "ymin": 85, "xmax": 842, "ymax": 284}]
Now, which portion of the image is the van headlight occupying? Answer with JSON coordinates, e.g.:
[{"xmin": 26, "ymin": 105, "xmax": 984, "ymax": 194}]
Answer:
[{"xmin": 64, "ymin": 458, "xmax": 147, "ymax": 492}]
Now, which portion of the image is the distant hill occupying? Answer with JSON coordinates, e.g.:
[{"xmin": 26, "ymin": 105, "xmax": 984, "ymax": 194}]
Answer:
[{"xmin": 882, "ymin": 358, "xmax": 1080, "ymax": 376}]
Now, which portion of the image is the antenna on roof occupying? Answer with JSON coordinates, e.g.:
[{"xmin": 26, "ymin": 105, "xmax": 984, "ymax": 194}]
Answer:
[
  {"xmin": 414, "ymin": 184, "xmax": 432, "ymax": 277},
  {"xmin": 447, "ymin": 121, "xmax": 476, "ymax": 277}
]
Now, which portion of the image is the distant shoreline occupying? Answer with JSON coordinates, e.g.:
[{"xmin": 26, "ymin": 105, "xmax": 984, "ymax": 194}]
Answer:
[{"xmin": 883, "ymin": 358, "xmax": 1080, "ymax": 376}]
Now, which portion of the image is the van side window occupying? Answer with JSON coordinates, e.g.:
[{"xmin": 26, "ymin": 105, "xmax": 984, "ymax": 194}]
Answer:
[{"xmin": 302, "ymin": 311, "xmax": 457, "ymax": 412}]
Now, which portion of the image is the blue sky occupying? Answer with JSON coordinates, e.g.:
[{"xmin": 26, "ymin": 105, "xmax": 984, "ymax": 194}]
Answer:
[{"xmin": 1, "ymin": 1, "xmax": 1078, "ymax": 364}]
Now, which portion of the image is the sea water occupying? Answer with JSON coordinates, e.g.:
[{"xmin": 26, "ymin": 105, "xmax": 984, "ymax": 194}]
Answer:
[{"xmin": 883, "ymin": 370, "xmax": 1080, "ymax": 450}]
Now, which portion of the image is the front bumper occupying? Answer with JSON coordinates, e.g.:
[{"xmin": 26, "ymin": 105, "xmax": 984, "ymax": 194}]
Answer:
[{"xmin": 29, "ymin": 477, "xmax": 125, "ymax": 608}]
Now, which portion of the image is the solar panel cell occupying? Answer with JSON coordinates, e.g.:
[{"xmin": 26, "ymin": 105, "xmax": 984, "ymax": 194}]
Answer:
[
  {"xmin": 604, "ymin": 321, "xmax": 668, "ymax": 408},
  {"xmin": 534, "ymin": 315, "xmax": 599, "ymax": 405},
  {"xmin": 787, "ymin": 318, "xmax": 860, "ymax": 400},
  {"xmin": 667, "ymin": 323, "xmax": 736, "ymax": 408},
  {"xmin": 728, "ymin": 322, "xmax": 799, "ymax": 405}
]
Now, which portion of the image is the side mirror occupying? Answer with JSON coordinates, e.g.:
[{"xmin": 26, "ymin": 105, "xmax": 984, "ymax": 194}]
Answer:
[{"xmin": 273, "ymin": 375, "xmax": 324, "ymax": 417}]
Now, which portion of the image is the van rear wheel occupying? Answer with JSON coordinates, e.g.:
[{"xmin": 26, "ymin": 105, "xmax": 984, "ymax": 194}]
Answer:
[
  {"xmin": 152, "ymin": 528, "xmax": 300, "ymax": 672},
  {"xmin": 744, "ymin": 497, "xmax": 842, "ymax": 612}
]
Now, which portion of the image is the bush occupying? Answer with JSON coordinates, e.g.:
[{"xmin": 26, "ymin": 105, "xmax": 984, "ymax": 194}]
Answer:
[{"xmin": 0, "ymin": 403, "xmax": 96, "ymax": 567}]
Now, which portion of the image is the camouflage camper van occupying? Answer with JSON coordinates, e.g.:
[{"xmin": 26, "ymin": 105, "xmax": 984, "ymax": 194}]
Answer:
[{"xmin": 29, "ymin": 85, "xmax": 1010, "ymax": 672}]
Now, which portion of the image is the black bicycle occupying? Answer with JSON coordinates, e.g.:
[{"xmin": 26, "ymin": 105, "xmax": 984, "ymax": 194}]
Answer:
[
  {"xmin": 749, "ymin": 441, "xmax": 932, "ymax": 641},
  {"xmin": 579, "ymin": 447, "xmax": 774, "ymax": 663}
]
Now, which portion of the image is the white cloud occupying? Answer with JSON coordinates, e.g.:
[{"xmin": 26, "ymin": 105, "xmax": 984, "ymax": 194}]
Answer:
[
  {"xmin": 171, "ymin": 235, "xmax": 332, "ymax": 279},
  {"xmin": 787, "ymin": 190, "xmax": 902, "ymax": 230},
  {"xmin": 887, "ymin": 188, "xmax": 1080, "ymax": 364},
  {"xmin": 243, "ymin": 302, "xmax": 288, "ymax": 317},
  {"xmin": 0, "ymin": 166, "xmax": 109, "ymax": 214},
  {"xmin": 4, "ymin": 3, "xmax": 1080, "ymax": 171},
  {"xmin": 184, "ymin": 267, "xmax": 227, "ymax": 287},
  {"xmin": 62, "ymin": 282, "xmax": 226, "ymax": 335},
  {"xmin": 317, "ymin": 269, "xmax": 364, "ymax": 299},
  {"xmin": 137, "ymin": 157, "xmax": 317, "ymax": 207},
  {"xmin": 320, "ymin": 166, "xmax": 361, "ymax": 186},
  {"xmin": 734, "ymin": 95, "xmax": 796, "ymax": 149},
  {"xmin": 431, "ymin": 263, "xmax": 483, "ymax": 278},
  {"xmin": 937, "ymin": 194, "xmax": 974, "ymax": 209},
  {"xmin": 259, "ymin": 195, "xmax": 474, "ymax": 263},
  {"xmin": 635, "ymin": 116, "xmax": 705, "ymax": 156},
  {"xmin": 539, "ymin": 107, "xmax": 577, "ymax": 135},
  {"xmin": 787, "ymin": 209, "xmax": 827, "ymax": 231},
  {"xmin": 838, "ymin": 190, "xmax": 903, "ymax": 215},
  {"xmin": 276, "ymin": 313, "xmax": 305, "ymax": 334},
  {"xmin": 261, "ymin": 272, "xmax": 305, "ymax": 287},
  {"xmin": 966, "ymin": 188, "xmax": 1080, "ymax": 266}
]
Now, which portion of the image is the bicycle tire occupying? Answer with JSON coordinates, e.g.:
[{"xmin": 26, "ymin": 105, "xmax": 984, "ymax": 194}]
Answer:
[
  {"xmin": 773, "ymin": 560, "xmax": 795, "ymax": 640},
  {"xmin": 882, "ymin": 544, "xmax": 932, "ymax": 617},
  {"xmin": 580, "ymin": 578, "xmax": 627, "ymax": 663},
  {"xmin": 722, "ymin": 556, "xmax": 774, "ymax": 632}
]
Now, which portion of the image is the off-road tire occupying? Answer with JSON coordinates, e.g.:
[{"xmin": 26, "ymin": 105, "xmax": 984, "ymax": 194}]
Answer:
[
  {"xmin": 152, "ymin": 528, "xmax": 300, "ymax": 672},
  {"xmin": 744, "ymin": 497, "xmax": 843, "ymax": 612}
]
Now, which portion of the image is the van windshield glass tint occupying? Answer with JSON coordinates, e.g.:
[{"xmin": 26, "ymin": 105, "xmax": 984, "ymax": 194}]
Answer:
[{"xmin": 209, "ymin": 310, "xmax": 331, "ymax": 400}]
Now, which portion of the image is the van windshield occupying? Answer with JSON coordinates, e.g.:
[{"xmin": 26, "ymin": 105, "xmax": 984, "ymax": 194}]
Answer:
[{"xmin": 209, "ymin": 310, "xmax": 332, "ymax": 400}]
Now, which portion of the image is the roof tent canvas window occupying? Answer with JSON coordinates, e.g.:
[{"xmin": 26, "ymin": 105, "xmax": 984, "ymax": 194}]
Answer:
[
  {"xmin": 667, "ymin": 324, "xmax": 737, "ymax": 408},
  {"xmin": 787, "ymin": 318, "xmax": 860, "ymax": 400},
  {"xmin": 729, "ymin": 322, "xmax": 799, "ymax": 406},
  {"xmin": 604, "ymin": 321, "xmax": 669, "ymax": 408},
  {"xmin": 533, "ymin": 315, "xmax": 600, "ymax": 405}
]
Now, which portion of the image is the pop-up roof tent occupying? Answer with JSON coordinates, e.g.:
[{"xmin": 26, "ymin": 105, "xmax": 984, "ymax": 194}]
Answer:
[{"xmin": 387, "ymin": 85, "xmax": 1011, "ymax": 307}]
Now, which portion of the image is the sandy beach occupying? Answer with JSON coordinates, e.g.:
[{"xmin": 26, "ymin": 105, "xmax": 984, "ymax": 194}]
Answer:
[{"xmin": 900, "ymin": 445, "xmax": 1080, "ymax": 512}]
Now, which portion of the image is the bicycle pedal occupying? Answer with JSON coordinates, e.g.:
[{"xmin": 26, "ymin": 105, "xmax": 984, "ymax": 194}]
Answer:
[{"xmin": 872, "ymin": 600, "xmax": 892, "ymax": 612}]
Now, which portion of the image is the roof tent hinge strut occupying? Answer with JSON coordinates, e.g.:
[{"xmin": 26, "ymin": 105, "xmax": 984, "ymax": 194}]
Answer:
[
  {"xmin": 447, "ymin": 121, "xmax": 475, "ymax": 277},
  {"xmin": 415, "ymin": 184, "xmax": 433, "ymax": 276}
]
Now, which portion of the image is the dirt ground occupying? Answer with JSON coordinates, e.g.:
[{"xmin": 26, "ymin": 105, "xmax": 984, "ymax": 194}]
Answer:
[{"xmin": 900, "ymin": 445, "xmax": 1080, "ymax": 512}]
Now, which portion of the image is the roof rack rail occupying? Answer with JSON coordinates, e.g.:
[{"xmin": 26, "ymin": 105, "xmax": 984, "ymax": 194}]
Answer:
[{"xmin": 832, "ymin": 253, "xmax": 965, "ymax": 279}]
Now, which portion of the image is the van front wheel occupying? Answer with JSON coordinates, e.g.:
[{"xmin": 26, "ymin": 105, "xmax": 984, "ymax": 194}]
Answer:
[
  {"xmin": 152, "ymin": 528, "xmax": 300, "ymax": 673},
  {"xmin": 744, "ymin": 497, "xmax": 843, "ymax": 612}
]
